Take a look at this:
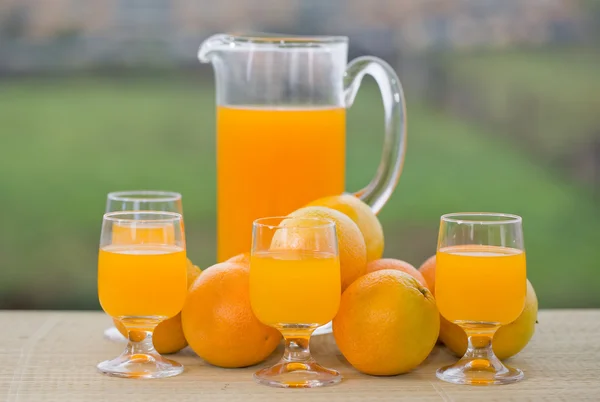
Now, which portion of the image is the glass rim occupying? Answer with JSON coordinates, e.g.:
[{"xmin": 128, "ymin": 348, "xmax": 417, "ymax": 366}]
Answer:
[
  {"xmin": 441, "ymin": 212, "xmax": 522, "ymax": 225},
  {"xmin": 253, "ymin": 216, "xmax": 336, "ymax": 230},
  {"xmin": 224, "ymin": 32, "xmax": 348, "ymax": 47},
  {"xmin": 107, "ymin": 190, "xmax": 182, "ymax": 203},
  {"xmin": 103, "ymin": 210, "xmax": 183, "ymax": 223}
]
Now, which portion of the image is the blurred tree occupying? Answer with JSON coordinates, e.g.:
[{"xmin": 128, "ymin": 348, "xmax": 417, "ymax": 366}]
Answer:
[
  {"xmin": 0, "ymin": 4, "xmax": 28, "ymax": 40},
  {"xmin": 296, "ymin": 0, "xmax": 339, "ymax": 35}
]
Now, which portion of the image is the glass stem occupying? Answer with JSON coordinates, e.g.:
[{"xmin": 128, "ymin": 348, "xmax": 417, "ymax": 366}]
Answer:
[
  {"xmin": 462, "ymin": 324, "xmax": 500, "ymax": 362},
  {"xmin": 282, "ymin": 333, "xmax": 312, "ymax": 363},
  {"xmin": 121, "ymin": 318, "xmax": 160, "ymax": 356}
]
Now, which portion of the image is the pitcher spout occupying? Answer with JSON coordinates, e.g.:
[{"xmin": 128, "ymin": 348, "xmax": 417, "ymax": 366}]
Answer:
[{"xmin": 198, "ymin": 34, "xmax": 230, "ymax": 63}]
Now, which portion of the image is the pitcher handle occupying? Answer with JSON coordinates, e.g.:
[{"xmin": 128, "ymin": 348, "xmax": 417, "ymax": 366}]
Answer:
[{"xmin": 344, "ymin": 56, "xmax": 407, "ymax": 215}]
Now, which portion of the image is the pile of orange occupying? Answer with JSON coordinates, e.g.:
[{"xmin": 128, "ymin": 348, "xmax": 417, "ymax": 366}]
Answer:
[
  {"xmin": 181, "ymin": 261, "xmax": 280, "ymax": 368},
  {"xmin": 120, "ymin": 194, "xmax": 538, "ymax": 375}
]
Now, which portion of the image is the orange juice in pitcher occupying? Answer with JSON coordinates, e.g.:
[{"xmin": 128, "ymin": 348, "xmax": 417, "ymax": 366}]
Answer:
[
  {"xmin": 217, "ymin": 106, "xmax": 345, "ymax": 261},
  {"xmin": 199, "ymin": 34, "xmax": 408, "ymax": 261}
]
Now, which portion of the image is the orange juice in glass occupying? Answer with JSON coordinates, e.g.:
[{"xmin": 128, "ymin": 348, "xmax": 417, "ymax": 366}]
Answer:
[
  {"xmin": 98, "ymin": 245, "xmax": 186, "ymax": 318},
  {"xmin": 250, "ymin": 250, "xmax": 340, "ymax": 326},
  {"xmin": 436, "ymin": 245, "xmax": 526, "ymax": 324},
  {"xmin": 435, "ymin": 213, "xmax": 527, "ymax": 386},
  {"xmin": 97, "ymin": 211, "xmax": 186, "ymax": 379},
  {"xmin": 250, "ymin": 216, "xmax": 342, "ymax": 388},
  {"xmin": 199, "ymin": 34, "xmax": 409, "ymax": 262},
  {"xmin": 102, "ymin": 190, "xmax": 184, "ymax": 342}
]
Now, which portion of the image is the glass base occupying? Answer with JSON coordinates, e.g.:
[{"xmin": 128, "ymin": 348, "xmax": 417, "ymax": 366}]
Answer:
[
  {"xmin": 436, "ymin": 357, "xmax": 524, "ymax": 386},
  {"xmin": 103, "ymin": 326, "xmax": 127, "ymax": 343},
  {"xmin": 97, "ymin": 350, "xmax": 183, "ymax": 379},
  {"xmin": 254, "ymin": 360, "xmax": 342, "ymax": 388}
]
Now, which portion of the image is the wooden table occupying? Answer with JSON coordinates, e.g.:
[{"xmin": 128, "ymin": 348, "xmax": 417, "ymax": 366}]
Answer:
[{"xmin": 0, "ymin": 310, "xmax": 599, "ymax": 401}]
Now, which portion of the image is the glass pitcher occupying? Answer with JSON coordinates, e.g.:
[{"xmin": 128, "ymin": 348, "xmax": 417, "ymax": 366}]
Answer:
[{"xmin": 199, "ymin": 34, "xmax": 407, "ymax": 262}]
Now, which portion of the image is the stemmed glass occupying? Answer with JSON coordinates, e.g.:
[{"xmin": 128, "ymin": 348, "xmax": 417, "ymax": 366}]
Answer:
[
  {"xmin": 97, "ymin": 211, "xmax": 187, "ymax": 378},
  {"xmin": 435, "ymin": 212, "xmax": 527, "ymax": 385},
  {"xmin": 106, "ymin": 191, "xmax": 183, "ymax": 214},
  {"xmin": 103, "ymin": 191, "xmax": 183, "ymax": 342},
  {"xmin": 250, "ymin": 216, "xmax": 342, "ymax": 388}
]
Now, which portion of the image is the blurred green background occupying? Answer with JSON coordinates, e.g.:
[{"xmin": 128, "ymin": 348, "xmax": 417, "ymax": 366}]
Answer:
[{"xmin": 0, "ymin": 0, "xmax": 598, "ymax": 309}]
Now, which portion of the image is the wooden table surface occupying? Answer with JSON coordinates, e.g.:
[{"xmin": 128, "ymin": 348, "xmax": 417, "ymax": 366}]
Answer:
[{"xmin": 0, "ymin": 310, "xmax": 599, "ymax": 401}]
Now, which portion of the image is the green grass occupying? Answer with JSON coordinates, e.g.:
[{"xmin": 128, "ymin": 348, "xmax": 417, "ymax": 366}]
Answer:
[
  {"xmin": 0, "ymin": 73, "xmax": 598, "ymax": 309},
  {"xmin": 442, "ymin": 47, "xmax": 600, "ymax": 158}
]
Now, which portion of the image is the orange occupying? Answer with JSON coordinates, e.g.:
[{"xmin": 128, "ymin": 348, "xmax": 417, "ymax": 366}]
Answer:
[
  {"xmin": 270, "ymin": 217, "xmax": 328, "ymax": 252},
  {"xmin": 440, "ymin": 279, "xmax": 538, "ymax": 360},
  {"xmin": 151, "ymin": 313, "xmax": 188, "ymax": 354},
  {"xmin": 227, "ymin": 252, "xmax": 250, "ymax": 266},
  {"xmin": 114, "ymin": 259, "xmax": 202, "ymax": 354},
  {"xmin": 333, "ymin": 270, "xmax": 439, "ymax": 375},
  {"xmin": 307, "ymin": 194, "xmax": 384, "ymax": 262},
  {"xmin": 186, "ymin": 258, "xmax": 202, "ymax": 287},
  {"xmin": 366, "ymin": 258, "xmax": 429, "ymax": 289},
  {"xmin": 181, "ymin": 261, "xmax": 281, "ymax": 368},
  {"xmin": 418, "ymin": 255, "xmax": 436, "ymax": 296},
  {"xmin": 114, "ymin": 313, "xmax": 188, "ymax": 354},
  {"xmin": 417, "ymin": 255, "xmax": 443, "ymax": 343},
  {"xmin": 288, "ymin": 206, "xmax": 367, "ymax": 291}
]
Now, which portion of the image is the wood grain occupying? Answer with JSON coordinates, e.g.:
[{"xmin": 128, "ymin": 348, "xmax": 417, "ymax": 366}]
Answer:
[{"xmin": 0, "ymin": 310, "xmax": 598, "ymax": 401}]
